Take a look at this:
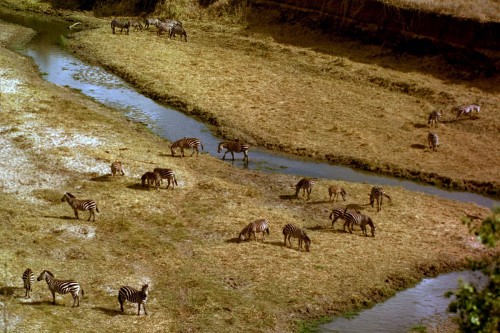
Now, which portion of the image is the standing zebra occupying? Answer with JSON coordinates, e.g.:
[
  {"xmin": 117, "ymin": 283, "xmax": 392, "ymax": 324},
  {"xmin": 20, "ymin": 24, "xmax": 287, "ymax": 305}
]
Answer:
[
  {"xmin": 153, "ymin": 168, "xmax": 178, "ymax": 189},
  {"xmin": 22, "ymin": 268, "xmax": 34, "ymax": 298},
  {"xmin": 171, "ymin": 137, "xmax": 204, "ymax": 157},
  {"xmin": 283, "ymin": 224, "xmax": 311, "ymax": 251},
  {"xmin": 369, "ymin": 186, "xmax": 391, "ymax": 212},
  {"xmin": 110, "ymin": 161, "xmax": 125, "ymax": 176},
  {"xmin": 428, "ymin": 132, "xmax": 439, "ymax": 152},
  {"xmin": 111, "ymin": 19, "xmax": 130, "ymax": 34},
  {"xmin": 238, "ymin": 219, "xmax": 270, "ymax": 242},
  {"xmin": 427, "ymin": 111, "xmax": 442, "ymax": 127},
  {"xmin": 61, "ymin": 192, "xmax": 99, "ymax": 222},
  {"xmin": 217, "ymin": 141, "xmax": 249, "ymax": 162},
  {"xmin": 342, "ymin": 209, "xmax": 376, "ymax": 237},
  {"xmin": 37, "ymin": 270, "xmax": 83, "ymax": 307},
  {"xmin": 457, "ymin": 104, "xmax": 480, "ymax": 119},
  {"xmin": 330, "ymin": 207, "xmax": 361, "ymax": 230},
  {"xmin": 328, "ymin": 186, "xmax": 347, "ymax": 202},
  {"xmin": 295, "ymin": 178, "xmax": 315, "ymax": 201},
  {"xmin": 141, "ymin": 171, "xmax": 161, "ymax": 191},
  {"xmin": 144, "ymin": 17, "xmax": 162, "ymax": 29},
  {"xmin": 169, "ymin": 24, "xmax": 188, "ymax": 42},
  {"xmin": 118, "ymin": 284, "xmax": 149, "ymax": 315}
]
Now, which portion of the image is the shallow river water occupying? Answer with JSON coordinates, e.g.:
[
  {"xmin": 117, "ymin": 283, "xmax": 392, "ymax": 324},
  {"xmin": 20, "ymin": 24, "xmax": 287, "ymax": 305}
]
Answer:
[{"xmin": 0, "ymin": 8, "xmax": 494, "ymax": 332}]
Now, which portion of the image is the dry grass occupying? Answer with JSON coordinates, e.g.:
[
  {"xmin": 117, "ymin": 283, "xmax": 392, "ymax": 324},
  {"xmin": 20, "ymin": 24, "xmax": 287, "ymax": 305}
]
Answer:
[{"xmin": 0, "ymin": 4, "xmax": 498, "ymax": 333}]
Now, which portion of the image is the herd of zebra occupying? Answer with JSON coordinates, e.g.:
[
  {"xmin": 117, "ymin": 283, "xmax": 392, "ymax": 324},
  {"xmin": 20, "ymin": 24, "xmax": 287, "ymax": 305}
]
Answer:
[
  {"xmin": 110, "ymin": 17, "xmax": 187, "ymax": 41},
  {"xmin": 22, "ymin": 268, "xmax": 148, "ymax": 315},
  {"xmin": 426, "ymin": 103, "xmax": 481, "ymax": 152}
]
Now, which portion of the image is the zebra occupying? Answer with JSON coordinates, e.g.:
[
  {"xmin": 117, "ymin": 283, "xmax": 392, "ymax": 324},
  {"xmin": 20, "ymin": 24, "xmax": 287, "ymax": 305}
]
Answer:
[
  {"xmin": 428, "ymin": 132, "xmax": 439, "ymax": 152},
  {"xmin": 217, "ymin": 141, "xmax": 249, "ymax": 162},
  {"xmin": 156, "ymin": 22, "xmax": 173, "ymax": 36},
  {"xmin": 118, "ymin": 285, "xmax": 149, "ymax": 315},
  {"xmin": 111, "ymin": 19, "xmax": 130, "ymax": 35},
  {"xmin": 61, "ymin": 192, "xmax": 99, "ymax": 222},
  {"xmin": 144, "ymin": 18, "xmax": 162, "ymax": 30},
  {"xmin": 153, "ymin": 168, "xmax": 178, "ymax": 189},
  {"xmin": 329, "ymin": 207, "xmax": 361, "ymax": 230},
  {"xmin": 328, "ymin": 186, "xmax": 346, "ymax": 202},
  {"xmin": 295, "ymin": 178, "xmax": 314, "ymax": 200},
  {"xmin": 369, "ymin": 186, "xmax": 391, "ymax": 212},
  {"xmin": 343, "ymin": 209, "xmax": 376, "ymax": 237},
  {"xmin": 169, "ymin": 24, "xmax": 188, "ymax": 42},
  {"xmin": 130, "ymin": 20, "xmax": 143, "ymax": 32},
  {"xmin": 427, "ymin": 111, "xmax": 442, "ymax": 127},
  {"xmin": 457, "ymin": 104, "xmax": 480, "ymax": 119},
  {"xmin": 283, "ymin": 224, "xmax": 311, "ymax": 252},
  {"xmin": 171, "ymin": 138, "xmax": 204, "ymax": 157},
  {"xmin": 238, "ymin": 219, "xmax": 270, "ymax": 242},
  {"xmin": 22, "ymin": 268, "xmax": 34, "ymax": 298},
  {"xmin": 110, "ymin": 161, "xmax": 125, "ymax": 176},
  {"xmin": 37, "ymin": 270, "xmax": 84, "ymax": 307},
  {"xmin": 141, "ymin": 171, "xmax": 161, "ymax": 191}
]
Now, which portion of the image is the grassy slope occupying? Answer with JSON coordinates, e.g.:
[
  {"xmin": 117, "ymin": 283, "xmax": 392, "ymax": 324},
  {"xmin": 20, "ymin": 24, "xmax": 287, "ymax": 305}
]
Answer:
[{"xmin": 0, "ymin": 3, "xmax": 498, "ymax": 333}]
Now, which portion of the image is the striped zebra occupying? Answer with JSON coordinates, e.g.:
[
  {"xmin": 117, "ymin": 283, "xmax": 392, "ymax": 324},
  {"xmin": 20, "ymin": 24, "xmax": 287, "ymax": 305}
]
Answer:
[
  {"xmin": 61, "ymin": 192, "xmax": 99, "ymax": 222},
  {"xmin": 238, "ymin": 219, "xmax": 270, "ymax": 242},
  {"xmin": 111, "ymin": 19, "xmax": 130, "ymax": 34},
  {"xmin": 428, "ymin": 132, "xmax": 439, "ymax": 152},
  {"xmin": 343, "ymin": 209, "xmax": 376, "ymax": 237},
  {"xmin": 22, "ymin": 268, "xmax": 34, "ymax": 298},
  {"xmin": 141, "ymin": 171, "xmax": 161, "ymax": 191},
  {"xmin": 369, "ymin": 186, "xmax": 391, "ymax": 212},
  {"xmin": 330, "ymin": 207, "xmax": 361, "ymax": 230},
  {"xmin": 118, "ymin": 285, "xmax": 149, "ymax": 315},
  {"xmin": 171, "ymin": 138, "xmax": 204, "ymax": 157},
  {"xmin": 328, "ymin": 186, "xmax": 346, "ymax": 202},
  {"xmin": 37, "ymin": 270, "xmax": 84, "ymax": 307},
  {"xmin": 153, "ymin": 168, "xmax": 178, "ymax": 189},
  {"xmin": 144, "ymin": 18, "xmax": 162, "ymax": 29},
  {"xmin": 427, "ymin": 111, "xmax": 442, "ymax": 127},
  {"xmin": 295, "ymin": 178, "xmax": 314, "ymax": 200},
  {"xmin": 283, "ymin": 224, "xmax": 311, "ymax": 252},
  {"xmin": 217, "ymin": 141, "xmax": 249, "ymax": 162},
  {"xmin": 457, "ymin": 104, "xmax": 480, "ymax": 119},
  {"xmin": 130, "ymin": 20, "xmax": 143, "ymax": 32},
  {"xmin": 110, "ymin": 161, "xmax": 125, "ymax": 176},
  {"xmin": 169, "ymin": 24, "xmax": 188, "ymax": 42}
]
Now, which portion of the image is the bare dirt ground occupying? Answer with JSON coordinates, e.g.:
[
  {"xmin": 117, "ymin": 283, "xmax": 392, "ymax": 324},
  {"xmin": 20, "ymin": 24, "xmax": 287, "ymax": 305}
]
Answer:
[{"xmin": 0, "ymin": 2, "xmax": 498, "ymax": 333}]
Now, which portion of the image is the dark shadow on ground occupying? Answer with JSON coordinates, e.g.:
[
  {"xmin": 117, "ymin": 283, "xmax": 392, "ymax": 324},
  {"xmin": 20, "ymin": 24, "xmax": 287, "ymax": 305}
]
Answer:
[
  {"xmin": 279, "ymin": 194, "xmax": 297, "ymax": 200},
  {"xmin": 43, "ymin": 215, "xmax": 76, "ymax": 220},
  {"xmin": 411, "ymin": 144, "xmax": 426, "ymax": 150},
  {"xmin": 90, "ymin": 174, "xmax": 112, "ymax": 182},
  {"xmin": 93, "ymin": 306, "xmax": 123, "ymax": 317}
]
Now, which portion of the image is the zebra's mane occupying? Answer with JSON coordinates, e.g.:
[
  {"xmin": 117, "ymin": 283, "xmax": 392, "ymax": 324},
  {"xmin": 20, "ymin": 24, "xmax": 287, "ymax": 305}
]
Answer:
[
  {"xmin": 43, "ymin": 270, "xmax": 54, "ymax": 277},
  {"xmin": 65, "ymin": 192, "xmax": 75, "ymax": 198}
]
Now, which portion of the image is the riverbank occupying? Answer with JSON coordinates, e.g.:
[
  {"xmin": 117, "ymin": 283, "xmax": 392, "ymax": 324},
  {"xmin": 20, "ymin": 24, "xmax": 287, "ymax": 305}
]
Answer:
[{"xmin": 0, "ymin": 4, "xmax": 497, "ymax": 333}]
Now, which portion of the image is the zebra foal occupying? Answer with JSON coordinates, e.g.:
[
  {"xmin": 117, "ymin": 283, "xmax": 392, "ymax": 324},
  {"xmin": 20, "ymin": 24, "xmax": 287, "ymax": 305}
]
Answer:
[
  {"xmin": 217, "ymin": 141, "xmax": 249, "ymax": 162},
  {"xmin": 369, "ymin": 186, "xmax": 391, "ymax": 212},
  {"xmin": 343, "ymin": 209, "xmax": 376, "ymax": 237},
  {"xmin": 171, "ymin": 137, "xmax": 204, "ymax": 157},
  {"xmin": 37, "ymin": 270, "xmax": 83, "ymax": 307},
  {"xmin": 153, "ymin": 168, "xmax": 178, "ymax": 189},
  {"xmin": 22, "ymin": 268, "xmax": 35, "ymax": 298},
  {"xmin": 141, "ymin": 171, "xmax": 161, "ymax": 191},
  {"xmin": 283, "ymin": 224, "xmax": 311, "ymax": 251},
  {"xmin": 295, "ymin": 178, "xmax": 314, "ymax": 201},
  {"xmin": 110, "ymin": 161, "xmax": 125, "ymax": 176},
  {"xmin": 328, "ymin": 186, "xmax": 346, "ymax": 202},
  {"xmin": 118, "ymin": 284, "xmax": 149, "ymax": 315},
  {"xmin": 61, "ymin": 192, "xmax": 99, "ymax": 222},
  {"xmin": 238, "ymin": 219, "xmax": 270, "ymax": 242},
  {"xmin": 428, "ymin": 132, "xmax": 439, "ymax": 152}
]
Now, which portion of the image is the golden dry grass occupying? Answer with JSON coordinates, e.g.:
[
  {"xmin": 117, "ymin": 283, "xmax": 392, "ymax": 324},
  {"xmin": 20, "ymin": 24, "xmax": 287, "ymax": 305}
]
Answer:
[{"xmin": 0, "ymin": 3, "xmax": 498, "ymax": 333}]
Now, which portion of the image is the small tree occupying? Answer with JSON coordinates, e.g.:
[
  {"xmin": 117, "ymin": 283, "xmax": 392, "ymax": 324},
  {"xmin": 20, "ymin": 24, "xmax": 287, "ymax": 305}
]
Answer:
[{"xmin": 446, "ymin": 207, "xmax": 500, "ymax": 333}]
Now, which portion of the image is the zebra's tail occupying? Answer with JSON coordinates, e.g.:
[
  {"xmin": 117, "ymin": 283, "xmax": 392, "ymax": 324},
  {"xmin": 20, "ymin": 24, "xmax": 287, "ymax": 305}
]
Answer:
[
  {"xmin": 174, "ymin": 177, "xmax": 178, "ymax": 187},
  {"xmin": 200, "ymin": 142, "xmax": 204, "ymax": 151},
  {"xmin": 81, "ymin": 288, "xmax": 85, "ymax": 298},
  {"xmin": 96, "ymin": 206, "xmax": 100, "ymax": 213},
  {"xmin": 384, "ymin": 194, "xmax": 392, "ymax": 202},
  {"xmin": 266, "ymin": 228, "xmax": 270, "ymax": 235}
]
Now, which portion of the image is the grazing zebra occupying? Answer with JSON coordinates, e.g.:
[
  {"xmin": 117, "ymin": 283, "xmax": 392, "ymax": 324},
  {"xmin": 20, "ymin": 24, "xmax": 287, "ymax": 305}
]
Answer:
[
  {"xmin": 217, "ymin": 141, "xmax": 249, "ymax": 162},
  {"xmin": 169, "ymin": 24, "xmax": 188, "ymax": 42},
  {"xmin": 141, "ymin": 171, "xmax": 161, "ymax": 191},
  {"xmin": 110, "ymin": 161, "xmax": 125, "ymax": 176},
  {"xmin": 369, "ymin": 186, "xmax": 391, "ymax": 212},
  {"xmin": 238, "ymin": 219, "xmax": 270, "ymax": 242},
  {"xmin": 329, "ymin": 207, "xmax": 361, "ymax": 230},
  {"xmin": 144, "ymin": 18, "xmax": 162, "ymax": 29},
  {"xmin": 61, "ymin": 192, "xmax": 99, "ymax": 222},
  {"xmin": 22, "ymin": 268, "xmax": 34, "ymax": 298},
  {"xmin": 295, "ymin": 178, "xmax": 314, "ymax": 200},
  {"xmin": 328, "ymin": 186, "xmax": 346, "ymax": 202},
  {"xmin": 130, "ymin": 20, "xmax": 143, "ymax": 31},
  {"xmin": 428, "ymin": 132, "xmax": 439, "ymax": 152},
  {"xmin": 111, "ymin": 19, "xmax": 130, "ymax": 34},
  {"xmin": 37, "ymin": 270, "xmax": 83, "ymax": 307},
  {"xmin": 343, "ymin": 209, "xmax": 376, "ymax": 237},
  {"xmin": 427, "ymin": 111, "xmax": 442, "ymax": 127},
  {"xmin": 457, "ymin": 104, "xmax": 480, "ymax": 119},
  {"xmin": 118, "ymin": 285, "xmax": 149, "ymax": 315},
  {"xmin": 171, "ymin": 138, "xmax": 204, "ymax": 157},
  {"xmin": 283, "ymin": 224, "xmax": 311, "ymax": 252},
  {"xmin": 153, "ymin": 168, "xmax": 178, "ymax": 189}
]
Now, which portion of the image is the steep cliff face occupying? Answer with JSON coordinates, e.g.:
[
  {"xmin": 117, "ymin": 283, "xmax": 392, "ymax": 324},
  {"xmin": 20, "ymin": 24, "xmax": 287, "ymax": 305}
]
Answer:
[{"xmin": 253, "ymin": 0, "xmax": 499, "ymax": 72}]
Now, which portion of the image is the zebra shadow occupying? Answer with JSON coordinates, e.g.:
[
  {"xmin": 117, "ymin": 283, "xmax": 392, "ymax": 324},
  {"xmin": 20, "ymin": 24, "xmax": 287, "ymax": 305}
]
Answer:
[
  {"xmin": 43, "ymin": 215, "xmax": 77, "ymax": 220},
  {"xmin": 267, "ymin": 241, "xmax": 287, "ymax": 248},
  {"xmin": 90, "ymin": 174, "xmax": 113, "ymax": 182},
  {"xmin": 0, "ymin": 286, "xmax": 22, "ymax": 297},
  {"xmin": 305, "ymin": 225, "xmax": 347, "ymax": 234},
  {"xmin": 126, "ymin": 183, "xmax": 155, "ymax": 191},
  {"xmin": 410, "ymin": 143, "xmax": 426, "ymax": 150},
  {"xmin": 92, "ymin": 306, "xmax": 123, "ymax": 317},
  {"xmin": 225, "ymin": 237, "xmax": 240, "ymax": 243},
  {"xmin": 21, "ymin": 300, "xmax": 66, "ymax": 306},
  {"xmin": 279, "ymin": 194, "xmax": 298, "ymax": 200},
  {"xmin": 413, "ymin": 123, "xmax": 428, "ymax": 129},
  {"xmin": 307, "ymin": 200, "xmax": 331, "ymax": 205}
]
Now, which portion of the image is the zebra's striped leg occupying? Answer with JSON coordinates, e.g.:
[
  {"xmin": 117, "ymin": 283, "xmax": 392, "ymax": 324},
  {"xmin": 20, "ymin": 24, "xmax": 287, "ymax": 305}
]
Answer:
[
  {"xmin": 51, "ymin": 291, "xmax": 56, "ymax": 305},
  {"xmin": 230, "ymin": 151, "xmax": 235, "ymax": 161},
  {"xmin": 73, "ymin": 209, "xmax": 79, "ymax": 219},
  {"xmin": 222, "ymin": 151, "xmax": 228, "ymax": 160}
]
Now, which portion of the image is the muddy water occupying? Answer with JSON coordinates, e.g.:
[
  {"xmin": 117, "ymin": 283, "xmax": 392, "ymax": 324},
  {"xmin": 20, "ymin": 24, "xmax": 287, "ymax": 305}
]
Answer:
[{"xmin": 0, "ymin": 7, "xmax": 494, "ymax": 332}]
